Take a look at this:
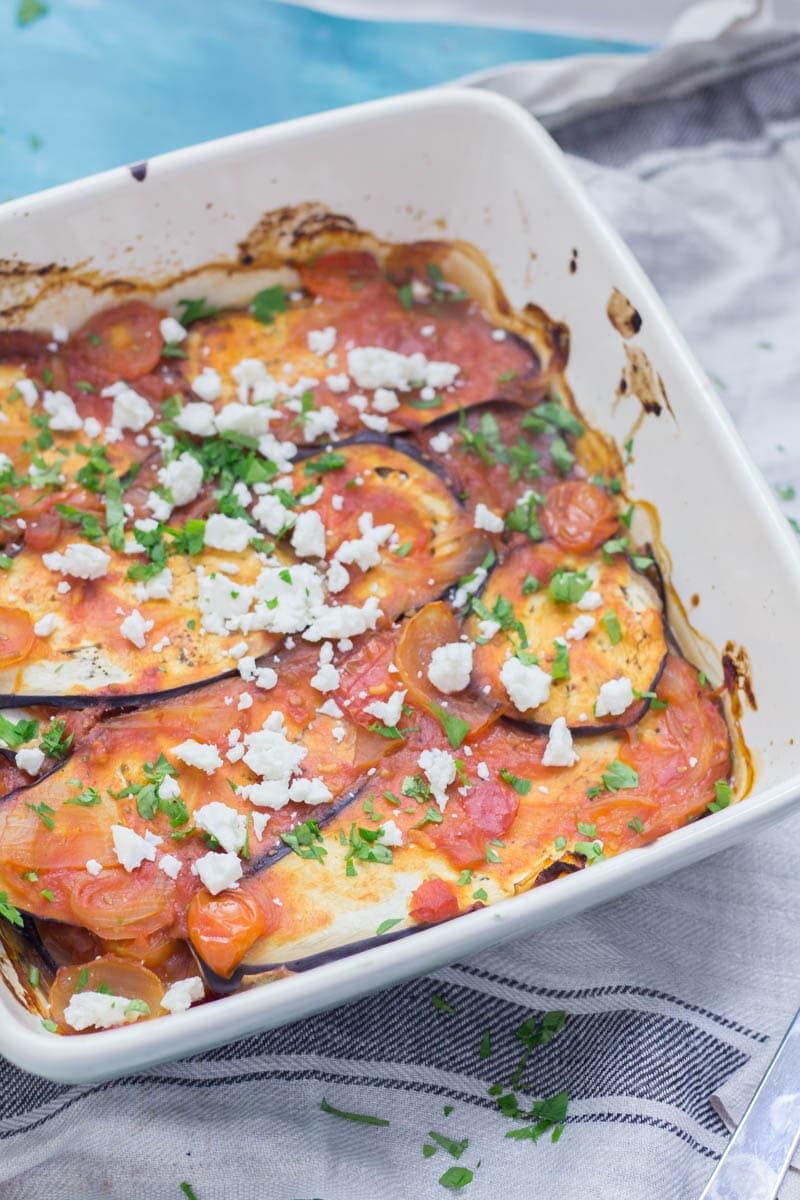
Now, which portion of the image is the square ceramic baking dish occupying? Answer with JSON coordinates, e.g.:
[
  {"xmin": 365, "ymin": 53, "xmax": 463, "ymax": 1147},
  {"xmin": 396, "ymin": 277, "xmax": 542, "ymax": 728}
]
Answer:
[{"xmin": 2, "ymin": 87, "xmax": 800, "ymax": 1084}]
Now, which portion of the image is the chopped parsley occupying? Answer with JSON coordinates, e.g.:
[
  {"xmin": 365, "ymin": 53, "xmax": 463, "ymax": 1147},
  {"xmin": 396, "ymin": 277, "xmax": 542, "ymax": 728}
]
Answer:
[
  {"xmin": 627, "ymin": 817, "xmax": 645, "ymax": 834},
  {"xmin": 344, "ymin": 824, "xmax": 392, "ymax": 876},
  {"xmin": 551, "ymin": 640, "xmax": 570, "ymax": 680},
  {"xmin": 0, "ymin": 891, "xmax": 23, "ymax": 927},
  {"xmin": 64, "ymin": 786, "xmax": 101, "ymax": 808},
  {"xmin": 432, "ymin": 994, "xmax": 457, "ymax": 1015},
  {"xmin": 304, "ymin": 451, "xmax": 347, "ymax": 475},
  {"xmin": 429, "ymin": 703, "xmax": 470, "ymax": 750},
  {"xmin": 499, "ymin": 768, "xmax": 531, "ymax": 796},
  {"xmin": 602, "ymin": 610, "xmax": 622, "ymax": 645},
  {"xmin": 587, "ymin": 760, "xmax": 639, "ymax": 798},
  {"xmin": 179, "ymin": 1186, "xmax": 199, "ymax": 1200},
  {"xmin": 375, "ymin": 918, "xmax": 403, "ymax": 936},
  {"xmin": 479, "ymin": 1031, "xmax": 492, "ymax": 1060},
  {"xmin": 320, "ymin": 1097, "xmax": 390, "ymax": 1127},
  {"xmin": 708, "ymin": 780, "xmax": 732, "ymax": 813},
  {"xmin": 280, "ymin": 820, "xmax": 327, "ymax": 863},
  {"xmin": 39, "ymin": 720, "xmax": 72, "ymax": 760},
  {"xmin": 439, "ymin": 1166, "xmax": 474, "ymax": 1191},
  {"xmin": 0, "ymin": 714, "xmax": 39, "ymax": 749},
  {"xmin": 504, "ymin": 1089, "xmax": 569, "ymax": 1144},
  {"xmin": 426, "ymin": 1130, "xmax": 469, "ymax": 1159},
  {"xmin": 177, "ymin": 297, "xmax": 220, "ymax": 325},
  {"xmin": 25, "ymin": 801, "xmax": 55, "ymax": 831},
  {"xmin": 548, "ymin": 568, "xmax": 591, "ymax": 605}
]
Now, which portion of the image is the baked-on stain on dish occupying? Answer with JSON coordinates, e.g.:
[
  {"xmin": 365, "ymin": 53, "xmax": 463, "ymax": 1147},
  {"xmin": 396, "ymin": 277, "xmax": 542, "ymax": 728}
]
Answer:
[
  {"xmin": 616, "ymin": 343, "xmax": 675, "ymax": 424},
  {"xmin": 607, "ymin": 286, "xmax": 642, "ymax": 339},
  {"xmin": 722, "ymin": 642, "xmax": 758, "ymax": 716}
]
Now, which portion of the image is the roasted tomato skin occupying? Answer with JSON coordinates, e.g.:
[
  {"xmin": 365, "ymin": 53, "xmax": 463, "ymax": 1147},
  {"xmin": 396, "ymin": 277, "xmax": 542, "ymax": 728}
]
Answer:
[
  {"xmin": 187, "ymin": 889, "xmax": 272, "ymax": 979},
  {"xmin": 68, "ymin": 301, "xmax": 164, "ymax": 379},
  {"xmin": 298, "ymin": 251, "xmax": 381, "ymax": 300},
  {"xmin": 24, "ymin": 513, "xmax": 63, "ymax": 553},
  {"xmin": 0, "ymin": 607, "xmax": 34, "ymax": 666},
  {"xmin": 541, "ymin": 480, "xmax": 619, "ymax": 553},
  {"xmin": 408, "ymin": 878, "xmax": 459, "ymax": 925}
]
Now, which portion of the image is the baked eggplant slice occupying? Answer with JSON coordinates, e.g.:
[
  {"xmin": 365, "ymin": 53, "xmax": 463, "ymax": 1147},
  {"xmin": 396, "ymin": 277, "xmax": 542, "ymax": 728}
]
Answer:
[
  {"xmin": 467, "ymin": 543, "xmax": 667, "ymax": 730},
  {"xmin": 180, "ymin": 251, "xmax": 540, "ymax": 442},
  {"xmin": 204, "ymin": 654, "xmax": 728, "ymax": 982},
  {"xmin": 0, "ymin": 641, "xmax": 398, "ymax": 948}
]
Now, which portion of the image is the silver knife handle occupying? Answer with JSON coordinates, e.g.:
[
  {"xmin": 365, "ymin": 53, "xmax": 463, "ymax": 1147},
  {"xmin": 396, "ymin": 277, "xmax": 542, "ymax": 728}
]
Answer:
[{"xmin": 699, "ymin": 1007, "xmax": 800, "ymax": 1200}]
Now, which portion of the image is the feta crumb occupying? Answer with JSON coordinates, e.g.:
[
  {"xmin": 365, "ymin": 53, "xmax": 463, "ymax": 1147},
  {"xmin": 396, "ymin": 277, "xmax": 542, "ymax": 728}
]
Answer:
[
  {"xmin": 252, "ymin": 493, "xmax": 295, "ymax": 536},
  {"xmin": 317, "ymin": 698, "xmax": 343, "ymax": 718},
  {"xmin": 347, "ymin": 346, "xmax": 460, "ymax": 392},
  {"xmin": 64, "ymin": 991, "xmax": 143, "ymax": 1032},
  {"xmin": 193, "ymin": 850, "xmax": 243, "ymax": 895},
  {"xmin": 365, "ymin": 688, "xmax": 406, "ymax": 726},
  {"xmin": 110, "ymin": 387, "xmax": 154, "ymax": 433},
  {"xmin": 158, "ymin": 775, "xmax": 181, "ymax": 800},
  {"xmin": 43, "ymin": 390, "xmax": 83, "ymax": 432},
  {"xmin": 252, "ymin": 812, "xmax": 271, "ymax": 840},
  {"xmin": 56, "ymin": 580, "xmax": 71, "ymax": 594},
  {"xmin": 215, "ymin": 402, "xmax": 274, "ymax": 439},
  {"xmin": 175, "ymin": 401, "xmax": 217, "ymax": 437},
  {"xmin": 194, "ymin": 801, "xmax": 247, "ymax": 854},
  {"xmin": 291, "ymin": 510, "xmax": 326, "ymax": 558},
  {"xmin": 577, "ymin": 590, "xmax": 602, "ymax": 612},
  {"xmin": 14, "ymin": 378, "xmax": 38, "ymax": 407},
  {"xmin": 326, "ymin": 560, "xmax": 350, "ymax": 593},
  {"xmin": 474, "ymin": 502, "xmax": 504, "ymax": 533},
  {"xmin": 33, "ymin": 613, "xmax": 58, "ymax": 637},
  {"xmin": 288, "ymin": 777, "xmax": 332, "ymax": 805},
  {"xmin": 566, "ymin": 614, "xmax": 596, "ymax": 640},
  {"xmin": 500, "ymin": 656, "xmax": 551, "ymax": 712},
  {"xmin": 419, "ymin": 747, "xmax": 457, "ymax": 811},
  {"xmin": 83, "ymin": 416, "xmax": 102, "ymax": 439},
  {"xmin": 429, "ymin": 430, "xmax": 454, "ymax": 454},
  {"xmin": 15, "ymin": 747, "xmax": 44, "ymax": 775},
  {"xmin": 85, "ymin": 858, "xmax": 103, "ymax": 876},
  {"xmin": 191, "ymin": 367, "xmax": 222, "ymax": 402},
  {"xmin": 326, "ymin": 373, "xmax": 350, "ymax": 394},
  {"xmin": 476, "ymin": 761, "xmax": 490, "ymax": 781},
  {"xmin": 158, "ymin": 853, "xmax": 182, "ymax": 879},
  {"xmin": 542, "ymin": 716, "xmax": 579, "ymax": 767},
  {"xmin": 308, "ymin": 326, "xmax": 337, "ymax": 356},
  {"xmin": 372, "ymin": 387, "xmax": 399, "ymax": 414},
  {"xmin": 378, "ymin": 819, "xmax": 403, "ymax": 847},
  {"xmin": 360, "ymin": 412, "xmax": 389, "ymax": 433},
  {"xmin": 42, "ymin": 542, "xmax": 110, "ymax": 580},
  {"xmin": 594, "ymin": 676, "xmax": 634, "ymax": 717},
  {"xmin": 159, "ymin": 316, "xmax": 187, "ymax": 344},
  {"xmin": 172, "ymin": 739, "xmax": 223, "ymax": 773},
  {"xmin": 119, "ymin": 609, "xmax": 154, "ymax": 649},
  {"xmin": 427, "ymin": 642, "xmax": 473, "ymax": 694},
  {"xmin": 158, "ymin": 452, "xmax": 204, "ymax": 507},
  {"xmin": 111, "ymin": 824, "xmax": 158, "ymax": 872},
  {"xmin": 135, "ymin": 567, "xmax": 173, "ymax": 602},
  {"xmin": 161, "ymin": 976, "xmax": 205, "ymax": 1015},
  {"xmin": 491, "ymin": 329, "xmax": 507, "ymax": 342},
  {"xmin": 310, "ymin": 662, "xmax": 340, "ymax": 693},
  {"xmin": 204, "ymin": 513, "xmax": 253, "ymax": 552}
]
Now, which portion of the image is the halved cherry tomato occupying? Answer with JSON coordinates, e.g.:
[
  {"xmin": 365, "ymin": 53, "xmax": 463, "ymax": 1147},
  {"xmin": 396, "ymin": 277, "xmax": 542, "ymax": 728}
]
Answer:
[
  {"xmin": 48, "ymin": 955, "xmax": 164, "ymax": 1032},
  {"xmin": 541, "ymin": 480, "xmax": 619, "ymax": 553},
  {"xmin": 298, "ymin": 252, "xmax": 381, "ymax": 301},
  {"xmin": 68, "ymin": 301, "xmax": 164, "ymax": 379},
  {"xmin": 25, "ymin": 513, "xmax": 62, "ymax": 553},
  {"xmin": 187, "ymin": 889, "xmax": 271, "ymax": 979},
  {"xmin": 408, "ymin": 877, "xmax": 459, "ymax": 925},
  {"xmin": 396, "ymin": 602, "xmax": 502, "ymax": 736},
  {"xmin": 0, "ymin": 607, "xmax": 34, "ymax": 667}
]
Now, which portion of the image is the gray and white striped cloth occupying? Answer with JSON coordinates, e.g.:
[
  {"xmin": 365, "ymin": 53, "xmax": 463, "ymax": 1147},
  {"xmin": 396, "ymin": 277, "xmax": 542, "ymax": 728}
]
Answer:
[{"xmin": 3, "ymin": 20, "xmax": 800, "ymax": 1200}]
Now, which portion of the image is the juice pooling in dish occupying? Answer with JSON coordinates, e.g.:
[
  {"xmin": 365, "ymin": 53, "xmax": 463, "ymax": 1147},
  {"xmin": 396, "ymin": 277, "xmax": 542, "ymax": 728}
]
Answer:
[{"xmin": 0, "ymin": 236, "xmax": 737, "ymax": 1032}]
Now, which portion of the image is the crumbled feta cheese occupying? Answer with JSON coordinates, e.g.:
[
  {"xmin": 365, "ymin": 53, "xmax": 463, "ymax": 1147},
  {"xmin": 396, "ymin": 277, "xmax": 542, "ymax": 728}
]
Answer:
[
  {"xmin": 595, "ymin": 676, "xmax": 634, "ymax": 717},
  {"xmin": 252, "ymin": 493, "xmax": 295, "ymax": 535},
  {"xmin": 204, "ymin": 513, "xmax": 253, "ymax": 553},
  {"xmin": 476, "ymin": 761, "xmax": 490, "ymax": 781},
  {"xmin": 33, "ymin": 613, "xmax": 58, "ymax": 637},
  {"xmin": 15, "ymin": 747, "xmax": 44, "ymax": 775},
  {"xmin": 577, "ymin": 590, "xmax": 602, "ymax": 612},
  {"xmin": 377, "ymin": 819, "xmax": 403, "ymax": 847},
  {"xmin": 215, "ymin": 402, "xmax": 274, "ymax": 439},
  {"xmin": 500, "ymin": 656, "xmax": 551, "ymax": 712},
  {"xmin": 146, "ymin": 491, "xmax": 172, "ymax": 522},
  {"xmin": 288, "ymin": 777, "xmax": 333, "ymax": 805},
  {"xmin": 193, "ymin": 850, "xmax": 243, "ymax": 895},
  {"xmin": 64, "ymin": 991, "xmax": 143, "ymax": 1031},
  {"xmin": 326, "ymin": 373, "xmax": 350, "ymax": 394},
  {"xmin": 291, "ymin": 510, "xmax": 327, "ymax": 558},
  {"xmin": 111, "ymin": 824, "xmax": 158, "ymax": 872},
  {"xmin": 491, "ymin": 329, "xmax": 507, "ymax": 342},
  {"xmin": 419, "ymin": 748, "xmax": 457, "ymax": 811},
  {"xmin": 192, "ymin": 367, "xmax": 222, "ymax": 402},
  {"xmin": 159, "ymin": 316, "xmax": 187, "ymax": 343},
  {"xmin": 119, "ymin": 609, "xmax": 154, "ymax": 649},
  {"xmin": 317, "ymin": 698, "xmax": 343, "ymax": 719},
  {"xmin": 474, "ymin": 502, "xmax": 504, "ymax": 533},
  {"xmin": 252, "ymin": 812, "xmax": 271, "ymax": 840},
  {"xmin": 308, "ymin": 327, "xmax": 337, "ymax": 356},
  {"xmin": 85, "ymin": 858, "xmax": 103, "ymax": 876},
  {"xmin": 347, "ymin": 393, "xmax": 368, "ymax": 413},
  {"xmin": 347, "ymin": 346, "xmax": 460, "ymax": 392},
  {"xmin": 82, "ymin": 416, "xmax": 102, "ymax": 439},
  {"xmin": 110, "ymin": 387, "xmax": 154, "ymax": 433},
  {"xmin": 242, "ymin": 713, "xmax": 306, "ymax": 793},
  {"xmin": 689, "ymin": 755, "xmax": 698, "ymax": 768},
  {"xmin": 135, "ymin": 567, "xmax": 173, "ymax": 602},
  {"xmin": 334, "ymin": 511, "xmax": 393, "ymax": 572},
  {"xmin": 566, "ymin": 614, "xmax": 596, "ymax": 641},
  {"xmin": 237, "ymin": 692, "xmax": 254, "ymax": 712},
  {"xmin": 14, "ymin": 378, "xmax": 38, "ymax": 407},
  {"xmin": 194, "ymin": 801, "xmax": 247, "ymax": 854},
  {"xmin": 429, "ymin": 431, "xmax": 454, "ymax": 454},
  {"xmin": 310, "ymin": 662, "xmax": 340, "ymax": 693},
  {"xmin": 326, "ymin": 560, "xmax": 350, "ymax": 593},
  {"xmin": 302, "ymin": 595, "xmax": 382, "ymax": 642},
  {"xmin": 172, "ymin": 739, "xmax": 223, "ymax": 773},
  {"xmin": 542, "ymin": 716, "xmax": 579, "ymax": 767},
  {"xmin": 360, "ymin": 412, "xmax": 389, "ymax": 433},
  {"xmin": 158, "ymin": 774, "xmax": 181, "ymax": 801},
  {"xmin": 43, "ymin": 390, "xmax": 83, "ymax": 432},
  {"xmin": 175, "ymin": 401, "xmax": 217, "ymax": 437},
  {"xmin": 372, "ymin": 387, "xmax": 399, "ymax": 414},
  {"xmin": 158, "ymin": 452, "xmax": 204, "ymax": 507},
  {"xmin": 42, "ymin": 542, "xmax": 110, "ymax": 580},
  {"xmin": 161, "ymin": 976, "xmax": 205, "ymax": 1014},
  {"xmin": 365, "ymin": 689, "xmax": 406, "ymax": 726},
  {"xmin": 427, "ymin": 642, "xmax": 473, "ymax": 694},
  {"xmin": 331, "ymin": 494, "xmax": 344, "ymax": 512}
]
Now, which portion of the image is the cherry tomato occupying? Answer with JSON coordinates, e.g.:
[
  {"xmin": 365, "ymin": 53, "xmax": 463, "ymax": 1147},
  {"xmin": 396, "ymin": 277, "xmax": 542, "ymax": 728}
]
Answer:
[
  {"xmin": 541, "ymin": 480, "xmax": 619, "ymax": 553},
  {"xmin": 408, "ymin": 878, "xmax": 459, "ymax": 925},
  {"xmin": 187, "ymin": 889, "xmax": 270, "ymax": 979},
  {"xmin": 68, "ymin": 301, "xmax": 164, "ymax": 379},
  {"xmin": 298, "ymin": 252, "xmax": 381, "ymax": 301},
  {"xmin": 0, "ymin": 607, "xmax": 34, "ymax": 667}
]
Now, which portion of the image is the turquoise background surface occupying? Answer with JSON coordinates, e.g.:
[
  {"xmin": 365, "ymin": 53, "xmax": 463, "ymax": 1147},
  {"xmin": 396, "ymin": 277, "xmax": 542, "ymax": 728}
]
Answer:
[{"xmin": 0, "ymin": 0, "xmax": 644, "ymax": 200}]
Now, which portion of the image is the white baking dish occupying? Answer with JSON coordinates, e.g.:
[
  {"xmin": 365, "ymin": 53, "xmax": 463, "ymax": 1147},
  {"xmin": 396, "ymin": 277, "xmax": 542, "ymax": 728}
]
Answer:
[{"xmin": 2, "ymin": 87, "xmax": 799, "ymax": 1084}]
